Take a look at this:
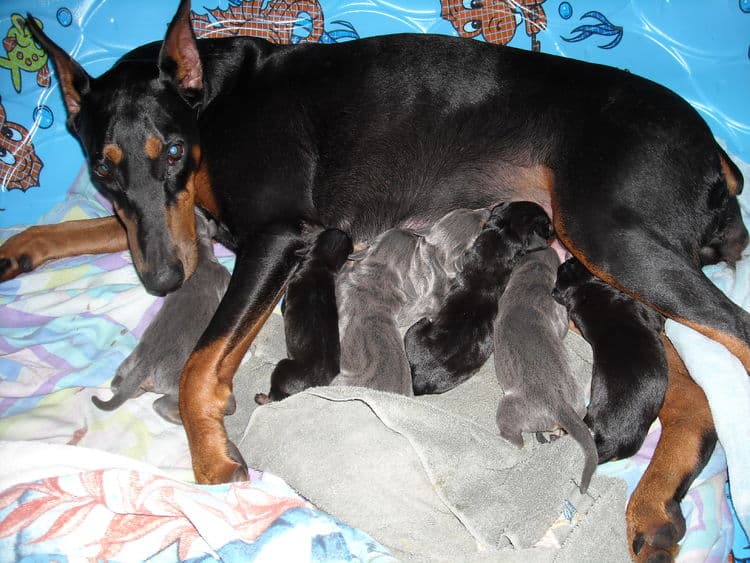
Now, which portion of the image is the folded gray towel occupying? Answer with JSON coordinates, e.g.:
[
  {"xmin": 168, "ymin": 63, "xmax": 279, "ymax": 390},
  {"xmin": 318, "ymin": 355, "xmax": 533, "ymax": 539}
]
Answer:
[{"xmin": 230, "ymin": 314, "xmax": 630, "ymax": 561}]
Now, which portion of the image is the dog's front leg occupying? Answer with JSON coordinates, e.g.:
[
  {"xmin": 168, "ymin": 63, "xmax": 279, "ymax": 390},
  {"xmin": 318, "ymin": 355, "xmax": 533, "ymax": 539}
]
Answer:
[
  {"xmin": 179, "ymin": 225, "xmax": 303, "ymax": 484},
  {"xmin": 0, "ymin": 216, "xmax": 127, "ymax": 281}
]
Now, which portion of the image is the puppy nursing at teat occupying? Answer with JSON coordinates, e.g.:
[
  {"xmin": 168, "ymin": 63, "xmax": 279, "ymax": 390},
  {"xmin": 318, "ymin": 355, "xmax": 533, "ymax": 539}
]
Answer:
[
  {"xmin": 254, "ymin": 228, "xmax": 353, "ymax": 404},
  {"xmin": 553, "ymin": 257, "xmax": 668, "ymax": 463},
  {"xmin": 493, "ymin": 247, "xmax": 597, "ymax": 493},
  {"xmin": 256, "ymin": 207, "xmax": 491, "ymax": 399},
  {"xmin": 333, "ymin": 207, "xmax": 492, "ymax": 394},
  {"xmin": 405, "ymin": 201, "xmax": 552, "ymax": 395}
]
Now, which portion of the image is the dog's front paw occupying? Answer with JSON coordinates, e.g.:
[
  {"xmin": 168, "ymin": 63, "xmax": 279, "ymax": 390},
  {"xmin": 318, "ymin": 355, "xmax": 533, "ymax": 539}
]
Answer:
[
  {"xmin": 627, "ymin": 497, "xmax": 685, "ymax": 562},
  {"xmin": 629, "ymin": 536, "xmax": 677, "ymax": 563},
  {"xmin": 192, "ymin": 438, "xmax": 249, "ymax": 484},
  {"xmin": 0, "ymin": 228, "xmax": 45, "ymax": 282},
  {"xmin": 0, "ymin": 253, "xmax": 34, "ymax": 282}
]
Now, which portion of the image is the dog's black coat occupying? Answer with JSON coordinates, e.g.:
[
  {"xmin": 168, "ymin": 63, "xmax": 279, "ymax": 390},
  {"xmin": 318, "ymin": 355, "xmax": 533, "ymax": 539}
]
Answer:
[
  {"xmin": 553, "ymin": 257, "xmax": 668, "ymax": 463},
  {"xmin": 255, "ymin": 228, "xmax": 352, "ymax": 404},
  {"xmin": 12, "ymin": 0, "xmax": 748, "ymax": 484},
  {"xmin": 406, "ymin": 201, "xmax": 551, "ymax": 394}
]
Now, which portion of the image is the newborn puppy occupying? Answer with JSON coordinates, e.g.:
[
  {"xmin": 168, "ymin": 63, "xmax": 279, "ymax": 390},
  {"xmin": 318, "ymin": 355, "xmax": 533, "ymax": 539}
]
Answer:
[
  {"xmin": 92, "ymin": 211, "xmax": 230, "ymax": 424},
  {"xmin": 552, "ymin": 257, "xmax": 668, "ymax": 463},
  {"xmin": 333, "ymin": 208, "xmax": 491, "ymax": 395},
  {"xmin": 255, "ymin": 228, "xmax": 353, "ymax": 404},
  {"xmin": 406, "ymin": 201, "xmax": 551, "ymax": 395},
  {"xmin": 494, "ymin": 247, "xmax": 597, "ymax": 493}
]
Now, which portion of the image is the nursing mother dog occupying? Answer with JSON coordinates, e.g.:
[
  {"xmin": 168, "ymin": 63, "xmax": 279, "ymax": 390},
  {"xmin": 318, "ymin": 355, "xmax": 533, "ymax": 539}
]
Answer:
[{"xmin": 0, "ymin": 0, "xmax": 747, "ymax": 487}]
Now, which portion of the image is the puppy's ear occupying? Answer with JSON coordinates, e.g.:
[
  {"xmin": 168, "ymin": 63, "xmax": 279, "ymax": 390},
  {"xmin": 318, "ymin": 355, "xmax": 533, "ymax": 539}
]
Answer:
[
  {"xmin": 26, "ymin": 14, "xmax": 91, "ymax": 126},
  {"xmin": 159, "ymin": 0, "xmax": 203, "ymax": 108}
]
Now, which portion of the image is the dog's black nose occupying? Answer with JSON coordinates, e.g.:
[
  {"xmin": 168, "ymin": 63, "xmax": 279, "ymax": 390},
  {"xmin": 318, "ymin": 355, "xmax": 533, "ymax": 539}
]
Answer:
[{"xmin": 142, "ymin": 263, "xmax": 185, "ymax": 296}]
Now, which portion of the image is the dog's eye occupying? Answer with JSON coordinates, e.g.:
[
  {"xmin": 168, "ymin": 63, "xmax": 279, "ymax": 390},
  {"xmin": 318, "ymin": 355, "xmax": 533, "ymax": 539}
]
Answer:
[
  {"xmin": 93, "ymin": 162, "xmax": 112, "ymax": 179},
  {"xmin": 166, "ymin": 142, "xmax": 184, "ymax": 164}
]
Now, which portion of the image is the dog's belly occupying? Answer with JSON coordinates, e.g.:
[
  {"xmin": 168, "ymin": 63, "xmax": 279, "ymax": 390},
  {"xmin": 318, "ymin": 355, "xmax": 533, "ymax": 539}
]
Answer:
[{"xmin": 317, "ymin": 161, "xmax": 554, "ymax": 244}]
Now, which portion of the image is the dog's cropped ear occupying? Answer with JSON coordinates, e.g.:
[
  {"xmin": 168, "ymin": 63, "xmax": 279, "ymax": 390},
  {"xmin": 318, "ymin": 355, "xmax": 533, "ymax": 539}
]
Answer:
[
  {"xmin": 159, "ymin": 0, "xmax": 203, "ymax": 107},
  {"xmin": 26, "ymin": 14, "xmax": 90, "ymax": 123}
]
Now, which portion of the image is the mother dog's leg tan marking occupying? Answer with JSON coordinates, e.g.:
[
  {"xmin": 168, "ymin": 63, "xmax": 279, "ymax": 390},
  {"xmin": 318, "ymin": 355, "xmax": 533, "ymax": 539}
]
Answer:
[
  {"xmin": 179, "ymin": 228, "xmax": 302, "ymax": 483},
  {"xmin": 0, "ymin": 216, "xmax": 127, "ymax": 281},
  {"xmin": 626, "ymin": 336, "xmax": 716, "ymax": 562}
]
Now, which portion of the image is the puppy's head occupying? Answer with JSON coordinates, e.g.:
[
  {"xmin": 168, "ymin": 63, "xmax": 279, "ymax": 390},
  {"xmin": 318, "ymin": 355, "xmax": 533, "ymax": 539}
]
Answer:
[
  {"xmin": 310, "ymin": 228, "xmax": 354, "ymax": 271},
  {"xmin": 551, "ymin": 257, "xmax": 593, "ymax": 306},
  {"xmin": 488, "ymin": 201, "xmax": 552, "ymax": 253}
]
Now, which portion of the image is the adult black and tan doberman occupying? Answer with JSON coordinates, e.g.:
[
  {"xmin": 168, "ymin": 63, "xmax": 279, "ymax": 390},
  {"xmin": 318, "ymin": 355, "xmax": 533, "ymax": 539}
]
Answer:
[{"xmin": 0, "ymin": 0, "xmax": 744, "ymax": 539}]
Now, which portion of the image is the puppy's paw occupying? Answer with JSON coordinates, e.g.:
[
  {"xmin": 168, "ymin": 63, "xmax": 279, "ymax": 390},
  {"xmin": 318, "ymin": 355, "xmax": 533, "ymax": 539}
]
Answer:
[
  {"xmin": 110, "ymin": 374, "xmax": 123, "ymax": 392},
  {"xmin": 254, "ymin": 392, "xmax": 272, "ymax": 405}
]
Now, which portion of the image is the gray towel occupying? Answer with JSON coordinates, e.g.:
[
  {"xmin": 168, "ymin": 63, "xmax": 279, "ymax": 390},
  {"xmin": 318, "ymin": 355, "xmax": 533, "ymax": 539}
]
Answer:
[{"xmin": 230, "ymin": 312, "xmax": 629, "ymax": 562}]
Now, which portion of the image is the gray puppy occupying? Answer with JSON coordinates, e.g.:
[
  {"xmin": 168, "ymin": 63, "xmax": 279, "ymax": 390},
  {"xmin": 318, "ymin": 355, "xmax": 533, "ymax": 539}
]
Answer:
[
  {"xmin": 332, "ymin": 208, "xmax": 491, "ymax": 395},
  {"xmin": 91, "ymin": 211, "xmax": 231, "ymax": 424},
  {"xmin": 493, "ymin": 247, "xmax": 597, "ymax": 494}
]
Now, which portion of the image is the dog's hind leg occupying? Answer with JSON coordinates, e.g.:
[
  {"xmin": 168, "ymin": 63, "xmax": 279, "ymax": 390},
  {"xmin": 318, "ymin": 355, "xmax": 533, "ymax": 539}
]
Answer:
[
  {"xmin": 0, "ymin": 217, "xmax": 127, "ymax": 281},
  {"xmin": 553, "ymin": 181, "xmax": 750, "ymax": 371},
  {"xmin": 568, "ymin": 236, "xmax": 750, "ymax": 372},
  {"xmin": 626, "ymin": 336, "xmax": 716, "ymax": 562},
  {"xmin": 179, "ymin": 227, "xmax": 303, "ymax": 484}
]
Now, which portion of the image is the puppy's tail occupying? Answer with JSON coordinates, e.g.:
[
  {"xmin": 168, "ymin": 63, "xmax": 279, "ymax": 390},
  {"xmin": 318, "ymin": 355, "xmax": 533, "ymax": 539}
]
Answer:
[
  {"xmin": 91, "ymin": 367, "xmax": 146, "ymax": 411},
  {"xmin": 558, "ymin": 403, "xmax": 598, "ymax": 494}
]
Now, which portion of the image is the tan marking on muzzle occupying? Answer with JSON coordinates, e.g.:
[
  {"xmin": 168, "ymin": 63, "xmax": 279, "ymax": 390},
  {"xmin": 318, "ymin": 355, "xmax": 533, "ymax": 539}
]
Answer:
[
  {"xmin": 104, "ymin": 144, "xmax": 124, "ymax": 165},
  {"xmin": 145, "ymin": 136, "xmax": 164, "ymax": 160},
  {"xmin": 113, "ymin": 202, "xmax": 148, "ymax": 274}
]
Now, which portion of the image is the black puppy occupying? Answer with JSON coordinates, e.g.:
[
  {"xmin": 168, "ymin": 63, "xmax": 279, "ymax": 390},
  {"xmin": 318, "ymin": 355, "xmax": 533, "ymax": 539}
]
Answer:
[
  {"xmin": 255, "ymin": 228, "xmax": 353, "ymax": 404},
  {"xmin": 406, "ymin": 201, "xmax": 551, "ymax": 394},
  {"xmin": 552, "ymin": 257, "xmax": 668, "ymax": 463}
]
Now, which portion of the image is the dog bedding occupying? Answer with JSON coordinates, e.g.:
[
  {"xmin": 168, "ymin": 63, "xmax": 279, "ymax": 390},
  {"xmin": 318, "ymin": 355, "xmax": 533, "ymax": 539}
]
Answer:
[{"xmin": 0, "ymin": 169, "xmax": 736, "ymax": 561}]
